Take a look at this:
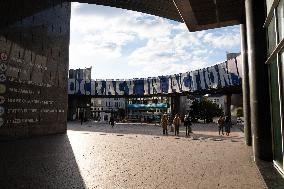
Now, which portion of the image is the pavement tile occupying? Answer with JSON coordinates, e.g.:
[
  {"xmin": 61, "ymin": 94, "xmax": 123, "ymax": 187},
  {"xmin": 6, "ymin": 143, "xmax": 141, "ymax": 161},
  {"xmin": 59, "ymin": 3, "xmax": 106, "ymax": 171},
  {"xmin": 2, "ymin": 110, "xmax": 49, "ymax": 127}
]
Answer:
[{"xmin": 0, "ymin": 122, "xmax": 268, "ymax": 189}]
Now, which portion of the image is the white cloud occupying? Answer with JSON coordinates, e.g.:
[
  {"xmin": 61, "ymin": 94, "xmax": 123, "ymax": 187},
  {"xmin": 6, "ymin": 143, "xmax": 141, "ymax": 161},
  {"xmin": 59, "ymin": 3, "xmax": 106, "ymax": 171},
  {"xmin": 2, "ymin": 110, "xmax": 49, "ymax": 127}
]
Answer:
[
  {"xmin": 70, "ymin": 3, "xmax": 240, "ymax": 79},
  {"xmin": 203, "ymin": 31, "xmax": 240, "ymax": 48}
]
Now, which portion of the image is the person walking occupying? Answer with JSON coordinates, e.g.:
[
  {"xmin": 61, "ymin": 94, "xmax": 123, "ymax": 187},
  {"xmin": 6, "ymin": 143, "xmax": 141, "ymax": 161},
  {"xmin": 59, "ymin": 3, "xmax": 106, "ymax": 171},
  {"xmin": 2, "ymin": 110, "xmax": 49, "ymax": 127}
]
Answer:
[
  {"xmin": 110, "ymin": 116, "xmax": 115, "ymax": 127},
  {"xmin": 160, "ymin": 114, "xmax": 168, "ymax": 135},
  {"xmin": 184, "ymin": 114, "xmax": 192, "ymax": 136},
  {"xmin": 79, "ymin": 109, "xmax": 84, "ymax": 125},
  {"xmin": 224, "ymin": 116, "xmax": 231, "ymax": 136},
  {"xmin": 218, "ymin": 116, "xmax": 225, "ymax": 135},
  {"xmin": 173, "ymin": 114, "xmax": 181, "ymax": 136}
]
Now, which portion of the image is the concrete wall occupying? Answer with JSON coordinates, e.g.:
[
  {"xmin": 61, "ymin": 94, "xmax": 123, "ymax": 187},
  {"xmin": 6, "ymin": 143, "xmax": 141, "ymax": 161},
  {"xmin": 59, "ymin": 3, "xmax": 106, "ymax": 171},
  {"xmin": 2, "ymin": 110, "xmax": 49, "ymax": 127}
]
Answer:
[{"xmin": 0, "ymin": 2, "xmax": 71, "ymax": 139}]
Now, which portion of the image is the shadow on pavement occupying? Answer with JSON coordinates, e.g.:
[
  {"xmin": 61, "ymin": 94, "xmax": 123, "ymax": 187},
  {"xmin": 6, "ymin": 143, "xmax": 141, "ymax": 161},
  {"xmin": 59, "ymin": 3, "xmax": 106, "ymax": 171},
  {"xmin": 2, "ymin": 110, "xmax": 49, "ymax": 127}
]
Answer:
[
  {"xmin": 68, "ymin": 121, "xmax": 243, "ymax": 141},
  {"xmin": 0, "ymin": 134, "xmax": 86, "ymax": 189},
  {"xmin": 256, "ymin": 159, "xmax": 284, "ymax": 189}
]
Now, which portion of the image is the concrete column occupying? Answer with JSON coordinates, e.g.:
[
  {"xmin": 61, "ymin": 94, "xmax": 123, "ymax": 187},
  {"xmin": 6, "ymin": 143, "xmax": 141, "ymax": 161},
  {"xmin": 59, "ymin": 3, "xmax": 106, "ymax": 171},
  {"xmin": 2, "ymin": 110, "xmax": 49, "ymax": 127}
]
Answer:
[
  {"xmin": 240, "ymin": 24, "xmax": 252, "ymax": 146},
  {"xmin": 245, "ymin": 0, "xmax": 273, "ymax": 161}
]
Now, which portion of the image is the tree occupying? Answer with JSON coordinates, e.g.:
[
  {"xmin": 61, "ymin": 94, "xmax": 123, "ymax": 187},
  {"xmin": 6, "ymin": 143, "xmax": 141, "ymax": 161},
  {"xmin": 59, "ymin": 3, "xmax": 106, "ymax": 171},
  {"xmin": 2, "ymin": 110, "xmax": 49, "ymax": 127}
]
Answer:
[
  {"xmin": 189, "ymin": 100, "xmax": 200, "ymax": 122},
  {"xmin": 189, "ymin": 97, "xmax": 223, "ymax": 123}
]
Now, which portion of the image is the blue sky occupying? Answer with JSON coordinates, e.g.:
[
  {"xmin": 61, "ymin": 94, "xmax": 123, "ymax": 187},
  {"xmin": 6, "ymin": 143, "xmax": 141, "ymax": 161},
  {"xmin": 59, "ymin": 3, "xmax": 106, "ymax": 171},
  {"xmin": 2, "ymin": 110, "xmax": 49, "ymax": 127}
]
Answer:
[{"xmin": 70, "ymin": 3, "xmax": 241, "ymax": 79}]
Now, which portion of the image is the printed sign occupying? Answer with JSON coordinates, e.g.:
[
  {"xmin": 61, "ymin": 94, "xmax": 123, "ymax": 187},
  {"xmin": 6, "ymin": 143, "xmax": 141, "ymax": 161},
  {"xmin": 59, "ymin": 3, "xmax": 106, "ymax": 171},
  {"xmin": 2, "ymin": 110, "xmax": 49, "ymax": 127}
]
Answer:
[{"xmin": 68, "ymin": 56, "xmax": 242, "ymax": 96}]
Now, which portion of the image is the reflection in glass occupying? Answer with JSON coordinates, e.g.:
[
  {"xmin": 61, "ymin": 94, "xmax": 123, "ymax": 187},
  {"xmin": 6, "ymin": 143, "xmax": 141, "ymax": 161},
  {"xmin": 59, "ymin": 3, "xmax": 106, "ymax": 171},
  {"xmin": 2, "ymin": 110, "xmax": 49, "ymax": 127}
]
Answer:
[
  {"xmin": 277, "ymin": 0, "xmax": 284, "ymax": 41},
  {"xmin": 269, "ymin": 57, "xmax": 282, "ymax": 166},
  {"xmin": 267, "ymin": 0, "xmax": 274, "ymax": 15},
  {"xmin": 268, "ymin": 15, "xmax": 276, "ymax": 55}
]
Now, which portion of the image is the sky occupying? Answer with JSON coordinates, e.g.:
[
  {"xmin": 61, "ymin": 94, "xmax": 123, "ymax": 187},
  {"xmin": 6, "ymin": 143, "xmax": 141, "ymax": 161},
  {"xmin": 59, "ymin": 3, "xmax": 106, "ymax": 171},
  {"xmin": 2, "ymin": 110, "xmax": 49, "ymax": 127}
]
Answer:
[{"xmin": 69, "ymin": 3, "xmax": 241, "ymax": 79}]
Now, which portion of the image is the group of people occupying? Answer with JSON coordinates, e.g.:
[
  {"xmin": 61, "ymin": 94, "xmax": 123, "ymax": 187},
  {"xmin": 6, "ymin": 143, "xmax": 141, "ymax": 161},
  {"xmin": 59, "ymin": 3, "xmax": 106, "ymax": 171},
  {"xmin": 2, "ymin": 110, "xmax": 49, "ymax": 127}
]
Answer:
[
  {"xmin": 217, "ymin": 116, "xmax": 231, "ymax": 136},
  {"xmin": 161, "ymin": 113, "xmax": 232, "ymax": 137},
  {"xmin": 160, "ymin": 113, "xmax": 192, "ymax": 136},
  {"xmin": 80, "ymin": 110, "xmax": 231, "ymax": 137}
]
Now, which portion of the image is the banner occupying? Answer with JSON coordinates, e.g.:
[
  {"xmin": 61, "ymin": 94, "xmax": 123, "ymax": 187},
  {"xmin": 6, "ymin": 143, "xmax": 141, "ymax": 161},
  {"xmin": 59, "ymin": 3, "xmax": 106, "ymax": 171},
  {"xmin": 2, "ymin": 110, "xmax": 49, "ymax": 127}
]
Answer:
[{"xmin": 68, "ymin": 56, "xmax": 242, "ymax": 96}]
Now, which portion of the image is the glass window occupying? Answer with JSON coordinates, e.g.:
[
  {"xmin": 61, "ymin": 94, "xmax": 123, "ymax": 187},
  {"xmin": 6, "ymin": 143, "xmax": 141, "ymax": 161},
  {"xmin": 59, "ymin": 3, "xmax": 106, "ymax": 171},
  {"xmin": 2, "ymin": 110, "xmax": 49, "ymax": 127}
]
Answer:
[
  {"xmin": 267, "ymin": 0, "xmax": 274, "ymax": 15},
  {"xmin": 282, "ymin": 51, "xmax": 284, "ymax": 100},
  {"xmin": 277, "ymin": 0, "xmax": 284, "ymax": 41},
  {"xmin": 268, "ymin": 14, "xmax": 277, "ymax": 55},
  {"xmin": 269, "ymin": 57, "xmax": 283, "ymax": 166}
]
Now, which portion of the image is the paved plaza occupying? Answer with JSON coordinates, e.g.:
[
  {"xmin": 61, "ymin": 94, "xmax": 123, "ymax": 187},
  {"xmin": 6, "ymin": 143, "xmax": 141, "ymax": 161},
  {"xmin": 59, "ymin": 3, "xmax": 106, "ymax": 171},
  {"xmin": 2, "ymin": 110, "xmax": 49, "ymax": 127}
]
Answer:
[{"xmin": 0, "ymin": 122, "xmax": 268, "ymax": 188}]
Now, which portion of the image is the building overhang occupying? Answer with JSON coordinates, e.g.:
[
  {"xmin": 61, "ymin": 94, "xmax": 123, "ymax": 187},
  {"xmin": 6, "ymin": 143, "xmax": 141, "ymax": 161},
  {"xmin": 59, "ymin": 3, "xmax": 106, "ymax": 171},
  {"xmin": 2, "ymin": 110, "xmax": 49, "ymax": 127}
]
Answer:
[
  {"xmin": 173, "ymin": 0, "xmax": 245, "ymax": 31},
  {"xmin": 1, "ymin": 0, "xmax": 245, "ymax": 32}
]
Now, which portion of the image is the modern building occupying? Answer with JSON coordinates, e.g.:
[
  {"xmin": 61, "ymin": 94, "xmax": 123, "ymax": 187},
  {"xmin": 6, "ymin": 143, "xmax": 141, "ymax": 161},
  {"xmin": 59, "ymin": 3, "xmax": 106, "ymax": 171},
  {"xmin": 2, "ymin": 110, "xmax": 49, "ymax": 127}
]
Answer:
[
  {"xmin": 178, "ymin": 96, "xmax": 194, "ymax": 117},
  {"xmin": 91, "ymin": 97, "xmax": 125, "ymax": 121},
  {"xmin": 227, "ymin": 52, "xmax": 241, "ymax": 60},
  {"xmin": 69, "ymin": 67, "xmax": 92, "ymax": 80},
  {"xmin": 0, "ymin": 0, "xmax": 284, "ymax": 177},
  {"xmin": 68, "ymin": 67, "xmax": 92, "ymax": 121},
  {"xmin": 126, "ymin": 96, "xmax": 171, "ymax": 123},
  {"xmin": 263, "ymin": 0, "xmax": 284, "ymax": 173},
  {"xmin": 206, "ymin": 94, "xmax": 226, "ymax": 110}
]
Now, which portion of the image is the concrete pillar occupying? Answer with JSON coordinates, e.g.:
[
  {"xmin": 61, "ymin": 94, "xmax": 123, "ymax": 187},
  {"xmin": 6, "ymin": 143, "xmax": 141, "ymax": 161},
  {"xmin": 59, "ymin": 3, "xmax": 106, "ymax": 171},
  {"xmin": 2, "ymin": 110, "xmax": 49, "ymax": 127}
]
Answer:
[
  {"xmin": 245, "ymin": 0, "xmax": 273, "ymax": 161},
  {"xmin": 240, "ymin": 24, "xmax": 252, "ymax": 146}
]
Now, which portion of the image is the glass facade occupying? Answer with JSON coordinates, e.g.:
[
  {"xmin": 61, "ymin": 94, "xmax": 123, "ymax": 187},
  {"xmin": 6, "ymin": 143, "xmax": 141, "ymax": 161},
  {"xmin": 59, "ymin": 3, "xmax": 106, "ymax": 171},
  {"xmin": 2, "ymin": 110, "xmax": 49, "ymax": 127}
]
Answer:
[
  {"xmin": 277, "ymin": 0, "xmax": 284, "ymax": 41},
  {"xmin": 266, "ymin": 0, "xmax": 284, "ymax": 171},
  {"xmin": 269, "ymin": 58, "xmax": 283, "ymax": 166},
  {"xmin": 267, "ymin": 0, "xmax": 274, "ymax": 15},
  {"xmin": 268, "ymin": 14, "xmax": 277, "ymax": 55},
  {"xmin": 282, "ymin": 53, "xmax": 284, "ymax": 103}
]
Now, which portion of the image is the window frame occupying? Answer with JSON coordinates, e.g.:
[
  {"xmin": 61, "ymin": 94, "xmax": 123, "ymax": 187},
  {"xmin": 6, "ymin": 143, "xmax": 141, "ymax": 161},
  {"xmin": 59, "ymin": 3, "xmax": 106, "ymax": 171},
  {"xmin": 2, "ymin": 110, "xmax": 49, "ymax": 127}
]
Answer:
[{"xmin": 265, "ymin": 0, "xmax": 284, "ymax": 171}]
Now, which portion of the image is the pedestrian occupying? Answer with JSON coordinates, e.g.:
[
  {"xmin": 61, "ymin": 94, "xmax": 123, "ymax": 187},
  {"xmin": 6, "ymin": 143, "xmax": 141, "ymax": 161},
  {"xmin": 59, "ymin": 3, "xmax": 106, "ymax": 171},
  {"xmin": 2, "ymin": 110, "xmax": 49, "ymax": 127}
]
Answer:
[
  {"xmin": 79, "ymin": 110, "xmax": 84, "ymax": 125},
  {"xmin": 224, "ymin": 116, "xmax": 231, "ymax": 136},
  {"xmin": 110, "ymin": 116, "xmax": 115, "ymax": 127},
  {"xmin": 141, "ymin": 116, "xmax": 144, "ymax": 125},
  {"xmin": 160, "ymin": 114, "xmax": 168, "ymax": 135},
  {"xmin": 218, "ymin": 116, "xmax": 225, "ymax": 135},
  {"xmin": 173, "ymin": 114, "xmax": 181, "ymax": 136},
  {"xmin": 184, "ymin": 114, "xmax": 192, "ymax": 136}
]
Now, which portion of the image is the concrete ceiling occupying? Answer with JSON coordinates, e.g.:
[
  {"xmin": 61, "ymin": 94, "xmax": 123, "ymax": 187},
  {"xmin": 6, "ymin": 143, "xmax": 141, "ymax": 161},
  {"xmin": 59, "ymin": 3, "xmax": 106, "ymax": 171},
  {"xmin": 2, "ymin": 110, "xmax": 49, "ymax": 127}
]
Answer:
[
  {"xmin": 77, "ymin": 0, "xmax": 245, "ymax": 31},
  {"xmin": 0, "ymin": 0, "xmax": 245, "ymax": 31},
  {"xmin": 78, "ymin": 0, "xmax": 183, "ymax": 22},
  {"xmin": 174, "ymin": 0, "xmax": 245, "ymax": 31}
]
